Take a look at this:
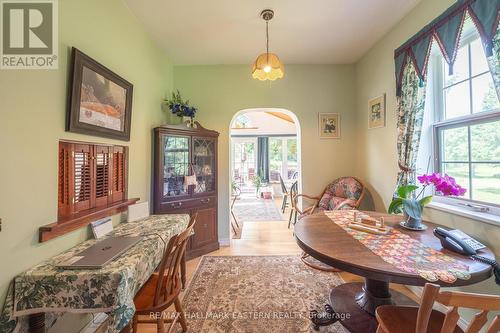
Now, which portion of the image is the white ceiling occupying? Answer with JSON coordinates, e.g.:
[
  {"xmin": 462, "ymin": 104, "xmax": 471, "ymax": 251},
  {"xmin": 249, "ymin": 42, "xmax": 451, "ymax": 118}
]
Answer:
[{"xmin": 123, "ymin": 0, "xmax": 421, "ymax": 65}]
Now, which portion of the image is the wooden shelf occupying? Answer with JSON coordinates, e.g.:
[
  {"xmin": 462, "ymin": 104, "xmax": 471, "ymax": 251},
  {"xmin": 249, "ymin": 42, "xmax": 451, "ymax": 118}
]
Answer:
[{"xmin": 39, "ymin": 198, "xmax": 139, "ymax": 242}]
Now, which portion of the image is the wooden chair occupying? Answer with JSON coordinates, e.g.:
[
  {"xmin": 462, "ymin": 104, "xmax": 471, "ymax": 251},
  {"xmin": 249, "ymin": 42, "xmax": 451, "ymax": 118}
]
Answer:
[
  {"xmin": 248, "ymin": 168, "xmax": 255, "ymax": 181},
  {"xmin": 230, "ymin": 185, "xmax": 241, "ymax": 236},
  {"xmin": 131, "ymin": 214, "xmax": 197, "ymax": 333},
  {"xmin": 376, "ymin": 283, "xmax": 500, "ymax": 333},
  {"xmin": 298, "ymin": 176, "xmax": 366, "ymax": 217},
  {"xmin": 288, "ymin": 181, "xmax": 318, "ymax": 229},
  {"xmin": 279, "ymin": 174, "xmax": 290, "ymax": 214},
  {"xmin": 296, "ymin": 177, "xmax": 365, "ymax": 272}
]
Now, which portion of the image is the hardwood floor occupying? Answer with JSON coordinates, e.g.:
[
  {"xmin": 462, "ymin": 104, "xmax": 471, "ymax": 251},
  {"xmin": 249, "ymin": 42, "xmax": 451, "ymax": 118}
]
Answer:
[{"xmin": 136, "ymin": 199, "xmax": 418, "ymax": 332}]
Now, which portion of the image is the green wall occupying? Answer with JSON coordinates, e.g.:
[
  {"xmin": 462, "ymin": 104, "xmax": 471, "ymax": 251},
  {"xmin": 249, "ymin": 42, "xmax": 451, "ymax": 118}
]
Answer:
[
  {"xmin": 173, "ymin": 65, "xmax": 356, "ymax": 241},
  {"xmin": 353, "ymin": 0, "xmax": 500, "ymax": 320},
  {"xmin": 0, "ymin": 0, "xmax": 173, "ymax": 323},
  {"xmin": 1, "ymin": 0, "xmax": 498, "ymax": 330}
]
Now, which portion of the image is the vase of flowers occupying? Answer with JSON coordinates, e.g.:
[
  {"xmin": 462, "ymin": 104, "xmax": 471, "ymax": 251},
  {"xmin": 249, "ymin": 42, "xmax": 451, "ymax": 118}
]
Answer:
[
  {"xmin": 163, "ymin": 90, "xmax": 198, "ymax": 127},
  {"xmin": 389, "ymin": 173, "xmax": 466, "ymax": 231}
]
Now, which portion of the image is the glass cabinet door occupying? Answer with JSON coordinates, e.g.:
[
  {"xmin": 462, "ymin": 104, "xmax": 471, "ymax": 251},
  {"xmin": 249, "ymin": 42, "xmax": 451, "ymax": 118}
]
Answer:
[
  {"xmin": 192, "ymin": 137, "xmax": 216, "ymax": 194},
  {"xmin": 163, "ymin": 135, "xmax": 190, "ymax": 199}
]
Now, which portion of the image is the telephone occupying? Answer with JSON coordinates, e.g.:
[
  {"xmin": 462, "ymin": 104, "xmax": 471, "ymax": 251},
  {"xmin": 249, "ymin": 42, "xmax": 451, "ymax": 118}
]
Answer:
[
  {"xmin": 433, "ymin": 227, "xmax": 486, "ymax": 255},
  {"xmin": 433, "ymin": 227, "xmax": 500, "ymax": 286}
]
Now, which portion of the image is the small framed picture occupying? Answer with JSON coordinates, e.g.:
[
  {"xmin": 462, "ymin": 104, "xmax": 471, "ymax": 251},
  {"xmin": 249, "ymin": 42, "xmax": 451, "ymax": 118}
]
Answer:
[
  {"xmin": 318, "ymin": 113, "xmax": 340, "ymax": 139},
  {"xmin": 368, "ymin": 94, "xmax": 386, "ymax": 129},
  {"xmin": 67, "ymin": 48, "xmax": 133, "ymax": 141}
]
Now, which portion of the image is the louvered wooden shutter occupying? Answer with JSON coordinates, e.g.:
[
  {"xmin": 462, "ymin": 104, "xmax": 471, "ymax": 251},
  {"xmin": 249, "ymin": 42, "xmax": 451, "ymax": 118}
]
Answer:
[
  {"xmin": 94, "ymin": 145, "xmax": 112, "ymax": 208},
  {"xmin": 110, "ymin": 146, "xmax": 127, "ymax": 203},
  {"xmin": 58, "ymin": 141, "xmax": 128, "ymax": 218},
  {"xmin": 58, "ymin": 142, "xmax": 73, "ymax": 217},
  {"xmin": 73, "ymin": 143, "xmax": 92, "ymax": 213}
]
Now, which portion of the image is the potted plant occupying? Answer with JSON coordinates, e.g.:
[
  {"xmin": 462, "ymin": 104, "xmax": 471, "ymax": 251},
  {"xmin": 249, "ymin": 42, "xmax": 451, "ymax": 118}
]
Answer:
[
  {"xmin": 163, "ymin": 90, "xmax": 198, "ymax": 126},
  {"xmin": 389, "ymin": 173, "xmax": 466, "ymax": 230},
  {"xmin": 253, "ymin": 175, "xmax": 263, "ymax": 198}
]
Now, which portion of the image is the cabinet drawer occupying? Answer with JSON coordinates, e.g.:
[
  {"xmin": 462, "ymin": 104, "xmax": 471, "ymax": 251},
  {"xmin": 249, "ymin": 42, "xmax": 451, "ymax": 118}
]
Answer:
[{"xmin": 157, "ymin": 196, "xmax": 216, "ymax": 213}]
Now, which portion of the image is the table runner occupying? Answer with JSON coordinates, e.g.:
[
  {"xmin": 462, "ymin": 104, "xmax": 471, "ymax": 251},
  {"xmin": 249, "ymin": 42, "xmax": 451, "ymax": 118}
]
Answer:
[
  {"xmin": 0, "ymin": 214, "xmax": 189, "ymax": 333},
  {"xmin": 324, "ymin": 210, "xmax": 471, "ymax": 283}
]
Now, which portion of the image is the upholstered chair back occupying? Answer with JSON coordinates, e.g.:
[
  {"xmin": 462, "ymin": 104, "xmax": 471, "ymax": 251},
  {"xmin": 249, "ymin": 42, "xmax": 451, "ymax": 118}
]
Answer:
[{"xmin": 318, "ymin": 177, "xmax": 365, "ymax": 211}]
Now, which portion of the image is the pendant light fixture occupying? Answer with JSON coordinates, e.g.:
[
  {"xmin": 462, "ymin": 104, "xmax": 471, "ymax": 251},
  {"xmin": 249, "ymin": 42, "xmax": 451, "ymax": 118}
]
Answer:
[{"xmin": 252, "ymin": 9, "xmax": 284, "ymax": 81}]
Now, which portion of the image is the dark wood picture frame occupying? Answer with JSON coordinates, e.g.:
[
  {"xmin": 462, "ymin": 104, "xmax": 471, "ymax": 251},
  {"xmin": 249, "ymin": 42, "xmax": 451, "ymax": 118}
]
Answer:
[{"xmin": 67, "ymin": 47, "xmax": 133, "ymax": 141}]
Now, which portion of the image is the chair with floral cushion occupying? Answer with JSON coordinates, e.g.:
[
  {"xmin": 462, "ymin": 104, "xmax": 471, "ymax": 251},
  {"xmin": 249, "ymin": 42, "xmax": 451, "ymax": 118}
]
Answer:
[
  {"xmin": 302, "ymin": 176, "xmax": 365, "ymax": 215},
  {"xmin": 297, "ymin": 176, "xmax": 365, "ymax": 271}
]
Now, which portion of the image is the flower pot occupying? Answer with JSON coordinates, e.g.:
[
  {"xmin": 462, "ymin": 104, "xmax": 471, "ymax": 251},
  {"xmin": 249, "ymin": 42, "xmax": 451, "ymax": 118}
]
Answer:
[
  {"xmin": 400, "ymin": 211, "xmax": 427, "ymax": 231},
  {"xmin": 167, "ymin": 113, "xmax": 183, "ymax": 125}
]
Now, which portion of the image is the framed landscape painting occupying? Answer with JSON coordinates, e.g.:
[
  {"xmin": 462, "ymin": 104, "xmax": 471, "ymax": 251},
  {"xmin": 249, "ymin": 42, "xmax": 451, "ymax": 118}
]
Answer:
[
  {"xmin": 318, "ymin": 113, "xmax": 340, "ymax": 139},
  {"xmin": 368, "ymin": 94, "xmax": 386, "ymax": 129},
  {"xmin": 67, "ymin": 48, "xmax": 133, "ymax": 141}
]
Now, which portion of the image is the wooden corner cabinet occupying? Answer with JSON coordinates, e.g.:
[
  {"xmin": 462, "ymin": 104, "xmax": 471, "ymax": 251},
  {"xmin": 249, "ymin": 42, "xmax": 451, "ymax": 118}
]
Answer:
[{"xmin": 153, "ymin": 122, "xmax": 219, "ymax": 259}]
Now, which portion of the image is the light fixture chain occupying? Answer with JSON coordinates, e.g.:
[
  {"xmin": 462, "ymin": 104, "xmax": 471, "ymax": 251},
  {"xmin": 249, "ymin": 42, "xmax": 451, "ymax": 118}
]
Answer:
[{"xmin": 266, "ymin": 20, "xmax": 269, "ymax": 63}]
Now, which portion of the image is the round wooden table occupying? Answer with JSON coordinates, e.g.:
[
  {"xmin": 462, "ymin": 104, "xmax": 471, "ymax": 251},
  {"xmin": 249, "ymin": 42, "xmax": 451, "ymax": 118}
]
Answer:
[{"xmin": 294, "ymin": 211, "xmax": 494, "ymax": 333}]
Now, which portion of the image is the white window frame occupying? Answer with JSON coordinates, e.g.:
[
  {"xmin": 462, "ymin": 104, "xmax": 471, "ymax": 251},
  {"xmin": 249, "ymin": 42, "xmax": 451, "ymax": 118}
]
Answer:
[
  {"xmin": 268, "ymin": 136, "xmax": 298, "ymax": 182},
  {"xmin": 429, "ymin": 29, "xmax": 500, "ymax": 220},
  {"xmin": 231, "ymin": 137, "xmax": 258, "ymax": 184}
]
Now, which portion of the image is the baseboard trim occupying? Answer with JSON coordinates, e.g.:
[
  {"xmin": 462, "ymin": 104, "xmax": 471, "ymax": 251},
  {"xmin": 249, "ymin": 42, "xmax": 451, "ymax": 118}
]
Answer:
[
  {"xmin": 407, "ymin": 286, "xmax": 468, "ymax": 329},
  {"xmin": 219, "ymin": 238, "xmax": 230, "ymax": 246}
]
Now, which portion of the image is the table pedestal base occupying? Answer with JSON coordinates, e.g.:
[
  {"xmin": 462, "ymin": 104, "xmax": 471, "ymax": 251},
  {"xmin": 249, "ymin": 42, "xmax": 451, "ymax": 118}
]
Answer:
[{"xmin": 312, "ymin": 279, "xmax": 416, "ymax": 333}]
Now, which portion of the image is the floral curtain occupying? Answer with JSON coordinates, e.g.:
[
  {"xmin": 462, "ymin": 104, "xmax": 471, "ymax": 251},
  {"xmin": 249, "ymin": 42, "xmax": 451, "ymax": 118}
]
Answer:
[
  {"xmin": 394, "ymin": 0, "xmax": 500, "ymax": 188},
  {"xmin": 486, "ymin": 26, "xmax": 500, "ymax": 99},
  {"xmin": 396, "ymin": 62, "xmax": 427, "ymax": 187}
]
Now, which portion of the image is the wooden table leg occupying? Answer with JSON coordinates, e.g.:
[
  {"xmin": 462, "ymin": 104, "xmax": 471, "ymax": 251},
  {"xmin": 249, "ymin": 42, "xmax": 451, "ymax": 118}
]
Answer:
[
  {"xmin": 326, "ymin": 279, "xmax": 417, "ymax": 333},
  {"xmin": 181, "ymin": 251, "xmax": 187, "ymax": 289},
  {"xmin": 29, "ymin": 313, "xmax": 45, "ymax": 333}
]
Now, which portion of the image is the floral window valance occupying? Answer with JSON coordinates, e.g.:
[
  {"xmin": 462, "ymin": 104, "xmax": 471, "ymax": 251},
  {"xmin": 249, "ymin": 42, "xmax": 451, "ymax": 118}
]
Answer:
[{"xmin": 395, "ymin": 0, "xmax": 500, "ymax": 96}]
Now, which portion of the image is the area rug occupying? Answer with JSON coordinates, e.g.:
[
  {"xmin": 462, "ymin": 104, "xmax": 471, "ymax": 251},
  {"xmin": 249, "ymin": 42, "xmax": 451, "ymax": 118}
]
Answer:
[
  {"xmin": 233, "ymin": 198, "xmax": 283, "ymax": 222},
  {"xmin": 179, "ymin": 256, "xmax": 348, "ymax": 332}
]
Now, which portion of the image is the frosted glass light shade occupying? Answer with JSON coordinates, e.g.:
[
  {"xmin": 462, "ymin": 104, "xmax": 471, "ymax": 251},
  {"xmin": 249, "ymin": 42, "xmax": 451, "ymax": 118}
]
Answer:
[{"xmin": 252, "ymin": 53, "xmax": 284, "ymax": 81}]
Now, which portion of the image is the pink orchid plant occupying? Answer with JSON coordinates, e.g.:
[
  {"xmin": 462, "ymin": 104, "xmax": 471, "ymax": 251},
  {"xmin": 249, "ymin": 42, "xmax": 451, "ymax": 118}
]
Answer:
[
  {"xmin": 417, "ymin": 173, "xmax": 467, "ymax": 197},
  {"xmin": 389, "ymin": 173, "xmax": 466, "ymax": 217}
]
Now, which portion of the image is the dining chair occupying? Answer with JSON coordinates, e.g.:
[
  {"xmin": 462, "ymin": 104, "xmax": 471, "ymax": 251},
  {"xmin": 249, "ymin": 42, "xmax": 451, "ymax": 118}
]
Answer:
[
  {"xmin": 279, "ymin": 174, "xmax": 289, "ymax": 213},
  {"xmin": 230, "ymin": 184, "xmax": 241, "ymax": 236},
  {"xmin": 288, "ymin": 181, "xmax": 318, "ymax": 229},
  {"xmin": 376, "ymin": 283, "xmax": 500, "ymax": 333},
  {"xmin": 248, "ymin": 167, "xmax": 255, "ymax": 181},
  {"xmin": 131, "ymin": 213, "xmax": 197, "ymax": 333}
]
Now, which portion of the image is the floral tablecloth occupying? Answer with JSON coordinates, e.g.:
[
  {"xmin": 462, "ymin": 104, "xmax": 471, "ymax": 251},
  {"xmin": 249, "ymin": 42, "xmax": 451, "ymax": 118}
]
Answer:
[{"xmin": 0, "ymin": 214, "xmax": 190, "ymax": 333}]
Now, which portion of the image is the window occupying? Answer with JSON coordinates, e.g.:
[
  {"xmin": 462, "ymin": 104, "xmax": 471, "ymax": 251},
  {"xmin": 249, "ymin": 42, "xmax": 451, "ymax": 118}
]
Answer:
[
  {"xmin": 233, "ymin": 115, "xmax": 253, "ymax": 129},
  {"xmin": 431, "ymin": 29, "xmax": 500, "ymax": 208},
  {"xmin": 231, "ymin": 138, "xmax": 257, "ymax": 184},
  {"xmin": 269, "ymin": 137, "xmax": 298, "ymax": 181},
  {"xmin": 58, "ymin": 141, "xmax": 128, "ymax": 217},
  {"xmin": 39, "ymin": 141, "xmax": 136, "ymax": 242}
]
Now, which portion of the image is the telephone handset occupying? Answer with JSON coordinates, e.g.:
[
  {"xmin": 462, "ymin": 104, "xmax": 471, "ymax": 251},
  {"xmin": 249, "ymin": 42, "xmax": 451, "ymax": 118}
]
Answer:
[{"xmin": 433, "ymin": 227, "xmax": 486, "ymax": 255}]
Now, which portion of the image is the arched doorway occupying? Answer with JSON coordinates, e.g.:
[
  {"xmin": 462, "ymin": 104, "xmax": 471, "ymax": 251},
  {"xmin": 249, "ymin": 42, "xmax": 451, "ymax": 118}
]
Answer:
[{"xmin": 228, "ymin": 108, "xmax": 302, "ymax": 239}]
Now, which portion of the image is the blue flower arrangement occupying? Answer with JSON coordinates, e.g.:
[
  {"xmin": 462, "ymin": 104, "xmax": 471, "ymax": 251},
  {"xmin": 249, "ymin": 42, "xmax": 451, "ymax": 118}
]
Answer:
[{"xmin": 164, "ymin": 90, "xmax": 198, "ymax": 119}]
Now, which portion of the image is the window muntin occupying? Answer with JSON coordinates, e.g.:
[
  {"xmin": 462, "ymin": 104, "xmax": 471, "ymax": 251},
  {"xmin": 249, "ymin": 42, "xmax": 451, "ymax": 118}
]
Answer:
[{"xmin": 433, "ymin": 30, "xmax": 500, "ymax": 207}]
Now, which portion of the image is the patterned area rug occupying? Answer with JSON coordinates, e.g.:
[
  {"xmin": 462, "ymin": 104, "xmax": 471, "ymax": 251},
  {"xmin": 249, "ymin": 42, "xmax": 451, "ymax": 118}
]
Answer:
[
  {"xmin": 233, "ymin": 198, "xmax": 283, "ymax": 222},
  {"xmin": 179, "ymin": 256, "xmax": 348, "ymax": 332}
]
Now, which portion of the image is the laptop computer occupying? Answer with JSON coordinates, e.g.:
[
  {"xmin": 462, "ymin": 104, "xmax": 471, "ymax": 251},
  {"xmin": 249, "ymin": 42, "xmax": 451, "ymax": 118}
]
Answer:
[{"xmin": 56, "ymin": 236, "xmax": 142, "ymax": 270}]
